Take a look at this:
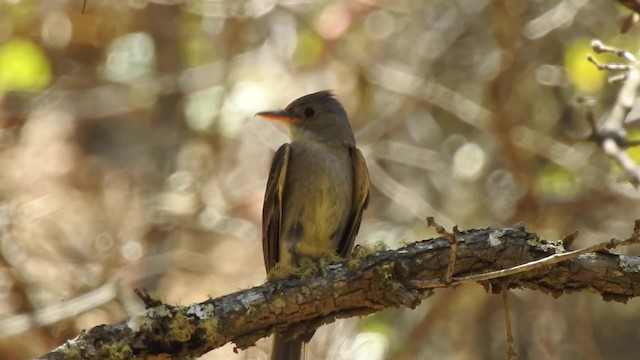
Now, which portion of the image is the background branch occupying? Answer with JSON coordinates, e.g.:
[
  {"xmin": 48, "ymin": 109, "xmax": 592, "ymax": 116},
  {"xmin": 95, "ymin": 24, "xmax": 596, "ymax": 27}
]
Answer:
[{"xmin": 588, "ymin": 40, "xmax": 640, "ymax": 186}]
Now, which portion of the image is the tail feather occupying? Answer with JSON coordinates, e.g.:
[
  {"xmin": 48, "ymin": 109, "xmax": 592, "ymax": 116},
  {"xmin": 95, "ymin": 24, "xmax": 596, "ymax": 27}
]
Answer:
[{"xmin": 271, "ymin": 334, "xmax": 302, "ymax": 360}]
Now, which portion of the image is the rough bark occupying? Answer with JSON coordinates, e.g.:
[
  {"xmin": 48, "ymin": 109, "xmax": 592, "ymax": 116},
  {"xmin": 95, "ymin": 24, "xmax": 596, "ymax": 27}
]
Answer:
[{"xmin": 37, "ymin": 224, "xmax": 640, "ymax": 359}]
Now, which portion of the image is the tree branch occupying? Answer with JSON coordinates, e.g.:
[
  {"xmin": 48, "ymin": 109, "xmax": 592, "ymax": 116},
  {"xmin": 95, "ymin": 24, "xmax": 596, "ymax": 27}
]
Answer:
[{"xmin": 38, "ymin": 223, "xmax": 640, "ymax": 359}]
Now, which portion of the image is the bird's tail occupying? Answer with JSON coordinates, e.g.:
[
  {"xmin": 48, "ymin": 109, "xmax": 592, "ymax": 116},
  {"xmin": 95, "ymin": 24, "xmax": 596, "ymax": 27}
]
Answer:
[{"xmin": 270, "ymin": 333, "xmax": 303, "ymax": 360}]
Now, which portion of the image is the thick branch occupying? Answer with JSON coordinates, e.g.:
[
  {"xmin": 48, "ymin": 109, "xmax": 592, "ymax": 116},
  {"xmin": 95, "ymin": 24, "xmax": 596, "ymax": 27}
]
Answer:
[{"xmin": 38, "ymin": 224, "xmax": 640, "ymax": 359}]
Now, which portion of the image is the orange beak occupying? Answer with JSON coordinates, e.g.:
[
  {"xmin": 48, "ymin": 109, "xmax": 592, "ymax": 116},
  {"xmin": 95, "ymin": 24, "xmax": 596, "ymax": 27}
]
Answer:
[{"xmin": 256, "ymin": 110, "xmax": 302, "ymax": 124}]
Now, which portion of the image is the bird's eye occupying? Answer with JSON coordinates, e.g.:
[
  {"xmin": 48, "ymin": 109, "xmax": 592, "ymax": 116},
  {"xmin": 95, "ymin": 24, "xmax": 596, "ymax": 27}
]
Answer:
[{"xmin": 304, "ymin": 107, "xmax": 315, "ymax": 117}]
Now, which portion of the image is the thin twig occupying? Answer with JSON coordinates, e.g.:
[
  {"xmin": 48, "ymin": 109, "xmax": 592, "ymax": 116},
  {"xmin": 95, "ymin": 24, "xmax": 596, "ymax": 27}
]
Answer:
[
  {"xmin": 134, "ymin": 288, "xmax": 162, "ymax": 308},
  {"xmin": 0, "ymin": 281, "xmax": 118, "ymax": 337},
  {"xmin": 502, "ymin": 287, "xmax": 517, "ymax": 360},
  {"xmin": 591, "ymin": 40, "xmax": 637, "ymax": 62},
  {"xmin": 608, "ymin": 72, "xmax": 629, "ymax": 83},
  {"xmin": 426, "ymin": 217, "xmax": 458, "ymax": 284},
  {"xmin": 445, "ymin": 226, "xmax": 459, "ymax": 284},
  {"xmin": 561, "ymin": 230, "xmax": 579, "ymax": 249},
  {"xmin": 587, "ymin": 56, "xmax": 632, "ymax": 71}
]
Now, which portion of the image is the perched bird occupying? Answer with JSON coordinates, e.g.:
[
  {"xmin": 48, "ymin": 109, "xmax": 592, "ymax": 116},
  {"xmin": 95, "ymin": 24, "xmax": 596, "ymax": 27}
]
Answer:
[{"xmin": 257, "ymin": 91, "xmax": 370, "ymax": 360}]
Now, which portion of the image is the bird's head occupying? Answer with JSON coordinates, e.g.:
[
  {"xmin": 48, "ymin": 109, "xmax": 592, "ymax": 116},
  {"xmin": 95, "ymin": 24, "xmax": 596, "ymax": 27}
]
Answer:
[{"xmin": 257, "ymin": 91, "xmax": 355, "ymax": 146}]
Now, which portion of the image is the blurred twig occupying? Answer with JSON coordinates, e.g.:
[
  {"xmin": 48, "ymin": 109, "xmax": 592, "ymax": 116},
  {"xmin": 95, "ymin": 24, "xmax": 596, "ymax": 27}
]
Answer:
[
  {"xmin": 0, "ymin": 281, "xmax": 116, "ymax": 338},
  {"xmin": 587, "ymin": 40, "xmax": 640, "ymax": 186},
  {"xmin": 426, "ymin": 216, "xmax": 458, "ymax": 284},
  {"xmin": 502, "ymin": 288, "xmax": 517, "ymax": 360},
  {"xmin": 0, "ymin": 279, "xmax": 139, "ymax": 338},
  {"xmin": 366, "ymin": 161, "xmax": 454, "ymax": 225}
]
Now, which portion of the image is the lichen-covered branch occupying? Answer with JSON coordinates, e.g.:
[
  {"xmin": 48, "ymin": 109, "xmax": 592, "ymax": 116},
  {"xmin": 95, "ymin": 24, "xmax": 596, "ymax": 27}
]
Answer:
[{"xmin": 37, "ymin": 224, "xmax": 640, "ymax": 359}]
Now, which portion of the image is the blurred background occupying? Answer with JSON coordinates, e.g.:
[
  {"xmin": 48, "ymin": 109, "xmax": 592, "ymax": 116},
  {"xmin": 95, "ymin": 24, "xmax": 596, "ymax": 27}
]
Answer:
[{"xmin": 1, "ymin": 0, "xmax": 640, "ymax": 359}]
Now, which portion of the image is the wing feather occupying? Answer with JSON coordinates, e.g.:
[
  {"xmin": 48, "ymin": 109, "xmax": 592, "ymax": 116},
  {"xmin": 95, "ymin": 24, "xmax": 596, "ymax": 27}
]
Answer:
[
  {"xmin": 262, "ymin": 144, "xmax": 290, "ymax": 273},
  {"xmin": 338, "ymin": 147, "xmax": 370, "ymax": 256}
]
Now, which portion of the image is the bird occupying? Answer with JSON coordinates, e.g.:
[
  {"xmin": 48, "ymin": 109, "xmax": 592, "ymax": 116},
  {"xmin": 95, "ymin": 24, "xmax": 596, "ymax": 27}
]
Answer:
[{"xmin": 257, "ymin": 91, "xmax": 370, "ymax": 360}]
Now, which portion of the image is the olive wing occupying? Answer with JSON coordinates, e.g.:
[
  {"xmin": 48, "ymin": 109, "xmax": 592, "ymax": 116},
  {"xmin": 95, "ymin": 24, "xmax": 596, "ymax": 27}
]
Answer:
[
  {"xmin": 262, "ymin": 144, "xmax": 290, "ymax": 273},
  {"xmin": 338, "ymin": 147, "xmax": 370, "ymax": 256}
]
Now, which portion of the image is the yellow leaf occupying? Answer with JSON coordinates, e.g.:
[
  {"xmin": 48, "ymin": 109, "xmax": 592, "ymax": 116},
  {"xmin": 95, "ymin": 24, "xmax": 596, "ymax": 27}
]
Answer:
[
  {"xmin": 0, "ymin": 38, "xmax": 51, "ymax": 92},
  {"xmin": 293, "ymin": 30, "xmax": 324, "ymax": 66},
  {"xmin": 534, "ymin": 164, "xmax": 581, "ymax": 200},
  {"xmin": 626, "ymin": 129, "xmax": 640, "ymax": 162},
  {"xmin": 563, "ymin": 38, "xmax": 605, "ymax": 94}
]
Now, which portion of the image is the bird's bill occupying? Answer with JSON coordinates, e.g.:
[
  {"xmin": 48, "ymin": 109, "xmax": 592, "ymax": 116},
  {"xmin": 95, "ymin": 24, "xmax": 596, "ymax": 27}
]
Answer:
[{"xmin": 256, "ymin": 110, "xmax": 302, "ymax": 124}]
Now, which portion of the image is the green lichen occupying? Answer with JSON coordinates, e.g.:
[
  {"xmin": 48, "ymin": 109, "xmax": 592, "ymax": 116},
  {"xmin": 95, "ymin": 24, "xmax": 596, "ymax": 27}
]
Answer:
[
  {"xmin": 60, "ymin": 348, "xmax": 82, "ymax": 360},
  {"xmin": 197, "ymin": 317, "xmax": 221, "ymax": 343},
  {"xmin": 348, "ymin": 243, "xmax": 387, "ymax": 269},
  {"xmin": 96, "ymin": 342, "xmax": 133, "ymax": 360},
  {"xmin": 294, "ymin": 262, "xmax": 318, "ymax": 278},
  {"xmin": 377, "ymin": 262, "xmax": 395, "ymax": 281},
  {"xmin": 267, "ymin": 262, "xmax": 296, "ymax": 280},
  {"xmin": 246, "ymin": 304, "xmax": 255, "ymax": 315},
  {"xmin": 351, "ymin": 242, "xmax": 388, "ymax": 258},
  {"xmin": 527, "ymin": 235, "xmax": 540, "ymax": 246},
  {"xmin": 168, "ymin": 310, "xmax": 196, "ymax": 342},
  {"xmin": 347, "ymin": 256, "xmax": 361, "ymax": 268},
  {"xmin": 147, "ymin": 304, "xmax": 172, "ymax": 318},
  {"xmin": 270, "ymin": 295, "xmax": 287, "ymax": 313},
  {"xmin": 373, "ymin": 241, "xmax": 388, "ymax": 252}
]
